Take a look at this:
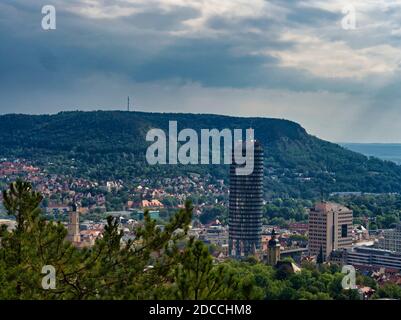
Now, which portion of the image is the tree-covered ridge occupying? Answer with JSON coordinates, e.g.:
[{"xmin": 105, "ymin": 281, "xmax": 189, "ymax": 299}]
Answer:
[
  {"xmin": 3, "ymin": 180, "xmax": 400, "ymax": 300},
  {"xmin": 1, "ymin": 111, "xmax": 401, "ymax": 198}
]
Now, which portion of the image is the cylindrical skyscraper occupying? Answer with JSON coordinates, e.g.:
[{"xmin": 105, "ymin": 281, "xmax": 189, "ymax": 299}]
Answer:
[{"xmin": 229, "ymin": 140, "xmax": 264, "ymax": 258}]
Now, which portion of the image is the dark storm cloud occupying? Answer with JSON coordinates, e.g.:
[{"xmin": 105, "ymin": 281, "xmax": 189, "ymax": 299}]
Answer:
[
  {"xmin": 1, "ymin": 0, "xmax": 401, "ymax": 141},
  {"xmin": 0, "ymin": 0, "xmax": 349, "ymax": 92}
]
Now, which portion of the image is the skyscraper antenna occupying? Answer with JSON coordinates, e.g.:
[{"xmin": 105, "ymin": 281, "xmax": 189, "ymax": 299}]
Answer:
[{"xmin": 127, "ymin": 96, "xmax": 130, "ymax": 112}]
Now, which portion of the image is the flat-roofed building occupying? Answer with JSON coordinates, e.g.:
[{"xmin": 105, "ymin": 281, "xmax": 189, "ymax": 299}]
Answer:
[
  {"xmin": 229, "ymin": 141, "xmax": 264, "ymax": 258},
  {"xmin": 331, "ymin": 246, "xmax": 401, "ymax": 271},
  {"xmin": 377, "ymin": 224, "xmax": 401, "ymax": 253},
  {"xmin": 308, "ymin": 202, "xmax": 353, "ymax": 261}
]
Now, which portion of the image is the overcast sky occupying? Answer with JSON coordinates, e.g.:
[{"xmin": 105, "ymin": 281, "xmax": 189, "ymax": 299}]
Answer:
[{"xmin": 1, "ymin": 0, "xmax": 401, "ymax": 142}]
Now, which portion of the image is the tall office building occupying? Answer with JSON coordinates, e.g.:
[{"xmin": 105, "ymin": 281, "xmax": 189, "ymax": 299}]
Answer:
[
  {"xmin": 67, "ymin": 203, "xmax": 81, "ymax": 244},
  {"xmin": 308, "ymin": 202, "xmax": 353, "ymax": 261},
  {"xmin": 229, "ymin": 140, "xmax": 264, "ymax": 258},
  {"xmin": 377, "ymin": 224, "xmax": 401, "ymax": 253}
]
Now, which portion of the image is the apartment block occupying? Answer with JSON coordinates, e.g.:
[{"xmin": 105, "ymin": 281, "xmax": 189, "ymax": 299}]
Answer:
[
  {"xmin": 308, "ymin": 202, "xmax": 353, "ymax": 261},
  {"xmin": 377, "ymin": 224, "xmax": 401, "ymax": 253}
]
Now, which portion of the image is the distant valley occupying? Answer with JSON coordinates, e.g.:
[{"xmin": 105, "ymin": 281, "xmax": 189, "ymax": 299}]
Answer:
[{"xmin": 341, "ymin": 143, "xmax": 401, "ymax": 165}]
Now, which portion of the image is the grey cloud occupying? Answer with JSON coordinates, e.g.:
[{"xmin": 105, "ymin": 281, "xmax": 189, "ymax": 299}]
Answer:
[{"xmin": 1, "ymin": 0, "xmax": 401, "ymax": 142}]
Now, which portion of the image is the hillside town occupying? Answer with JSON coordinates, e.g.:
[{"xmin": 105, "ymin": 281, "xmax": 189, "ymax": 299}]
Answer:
[
  {"xmin": 2, "ymin": 158, "xmax": 401, "ymax": 300},
  {"xmin": 0, "ymin": 158, "xmax": 228, "ymax": 214}
]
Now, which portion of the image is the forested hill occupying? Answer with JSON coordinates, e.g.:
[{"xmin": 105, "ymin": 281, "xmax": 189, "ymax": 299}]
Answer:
[{"xmin": 1, "ymin": 110, "xmax": 400, "ymax": 199}]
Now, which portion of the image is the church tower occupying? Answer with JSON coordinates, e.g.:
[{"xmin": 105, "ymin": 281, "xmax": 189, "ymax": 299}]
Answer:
[
  {"xmin": 67, "ymin": 202, "xmax": 81, "ymax": 244},
  {"xmin": 267, "ymin": 229, "xmax": 281, "ymax": 266}
]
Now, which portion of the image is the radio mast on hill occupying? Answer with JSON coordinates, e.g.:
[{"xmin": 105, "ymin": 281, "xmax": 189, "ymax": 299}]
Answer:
[{"xmin": 127, "ymin": 96, "xmax": 140, "ymax": 112}]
